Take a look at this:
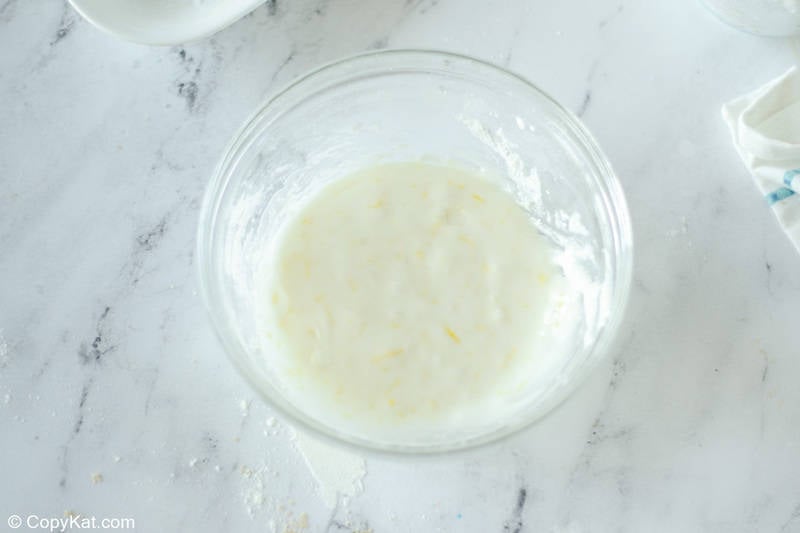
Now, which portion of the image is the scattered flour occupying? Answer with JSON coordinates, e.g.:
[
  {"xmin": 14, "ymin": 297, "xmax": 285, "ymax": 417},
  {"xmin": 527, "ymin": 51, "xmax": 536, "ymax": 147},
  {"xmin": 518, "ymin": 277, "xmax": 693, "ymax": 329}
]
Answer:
[
  {"xmin": 239, "ymin": 463, "xmax": 312, "ymax": 533},
  {"xmin": 236, "ymin": 409, "xmax": 367, "ymax": 529},
  {"xmin": 240, "ymin": 465, "xmax": 267, "ymax": 516},
  {"xmin": 290, "ymin": 431, "xmax": 367, "ymax": 509}
]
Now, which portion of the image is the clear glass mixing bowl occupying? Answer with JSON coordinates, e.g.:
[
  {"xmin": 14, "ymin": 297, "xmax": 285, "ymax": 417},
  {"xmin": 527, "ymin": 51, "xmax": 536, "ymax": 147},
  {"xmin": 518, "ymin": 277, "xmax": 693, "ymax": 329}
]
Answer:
[{"xmin": 197, "ymin": 50, "xmax": 632, "ymax": 454}]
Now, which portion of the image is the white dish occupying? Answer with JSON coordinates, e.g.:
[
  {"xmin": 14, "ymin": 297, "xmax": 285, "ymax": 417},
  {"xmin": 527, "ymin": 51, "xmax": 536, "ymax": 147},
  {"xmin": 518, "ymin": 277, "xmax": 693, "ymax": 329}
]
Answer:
[{"xmin": 68, "ymin": 0, "xmax": 264, "ymax": 45}]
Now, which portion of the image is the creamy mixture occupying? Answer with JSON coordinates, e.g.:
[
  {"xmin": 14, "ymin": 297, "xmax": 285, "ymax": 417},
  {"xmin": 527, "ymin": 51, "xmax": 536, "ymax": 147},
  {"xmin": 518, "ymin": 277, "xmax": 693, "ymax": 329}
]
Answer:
[{"xmin": 263, "ymin": 162, "xmax": 565, "ymax": 428}]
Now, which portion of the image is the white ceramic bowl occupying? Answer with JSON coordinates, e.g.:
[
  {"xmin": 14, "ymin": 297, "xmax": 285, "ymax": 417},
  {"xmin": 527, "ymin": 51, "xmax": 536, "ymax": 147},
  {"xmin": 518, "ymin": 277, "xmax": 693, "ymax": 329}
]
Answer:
[{"xmin": 68, "ymin": 0, "xmax": 264, "ymax": 45}]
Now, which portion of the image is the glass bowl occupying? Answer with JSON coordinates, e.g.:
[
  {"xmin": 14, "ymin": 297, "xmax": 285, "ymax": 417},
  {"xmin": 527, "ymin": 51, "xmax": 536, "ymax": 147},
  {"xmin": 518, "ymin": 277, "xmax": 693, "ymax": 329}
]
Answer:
[{"xmin": 197, "ymin": 50, "xmax": 632, "ymax": 454}]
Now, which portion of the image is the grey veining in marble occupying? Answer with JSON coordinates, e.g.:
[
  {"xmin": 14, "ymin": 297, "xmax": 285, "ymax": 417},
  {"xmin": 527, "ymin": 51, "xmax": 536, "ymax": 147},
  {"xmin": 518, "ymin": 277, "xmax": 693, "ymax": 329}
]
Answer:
[{"xmin": 2, "ymin": 1, "xmax": 800, "ymax": 532}]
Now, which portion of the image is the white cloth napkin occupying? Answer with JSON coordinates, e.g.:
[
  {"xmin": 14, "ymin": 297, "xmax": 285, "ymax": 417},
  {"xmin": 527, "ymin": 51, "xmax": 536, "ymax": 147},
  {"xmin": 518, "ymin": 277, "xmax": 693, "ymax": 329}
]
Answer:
[{"xmin": 722, "ymin": 66, "xmax": 800, "ymax": 253}]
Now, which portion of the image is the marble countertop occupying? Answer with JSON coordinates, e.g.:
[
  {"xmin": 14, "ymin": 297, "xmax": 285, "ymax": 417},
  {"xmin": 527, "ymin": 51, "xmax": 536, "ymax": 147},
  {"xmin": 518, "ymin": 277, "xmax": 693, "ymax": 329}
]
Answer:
[{"xmin": 2, "ymin": 1, "xmax": 800, "ymax": 531}]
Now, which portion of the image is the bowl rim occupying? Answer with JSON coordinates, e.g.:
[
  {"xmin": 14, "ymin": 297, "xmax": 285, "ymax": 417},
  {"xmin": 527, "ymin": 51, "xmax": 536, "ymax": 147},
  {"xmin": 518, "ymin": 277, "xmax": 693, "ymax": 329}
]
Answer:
[
  {"xmin": 67, "ymin": 0, "xmax": 263, "ymax": 46},
  {"xmin": 196, "ymin": 48, "xmax": 634, "ymax": 456}
]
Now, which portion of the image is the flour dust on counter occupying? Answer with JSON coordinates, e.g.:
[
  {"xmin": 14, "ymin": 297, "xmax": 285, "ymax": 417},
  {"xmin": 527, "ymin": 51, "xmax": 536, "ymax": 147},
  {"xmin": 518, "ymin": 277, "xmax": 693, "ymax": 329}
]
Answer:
[{"xmin": 290, "ymin": 429, "xmax": 367, "ymax": 510}]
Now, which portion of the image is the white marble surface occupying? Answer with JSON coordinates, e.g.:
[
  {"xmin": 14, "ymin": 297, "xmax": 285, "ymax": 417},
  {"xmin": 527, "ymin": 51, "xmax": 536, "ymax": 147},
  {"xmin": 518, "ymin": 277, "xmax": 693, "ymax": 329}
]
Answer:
[{"xmin": 2, "ymin": 1, "xmax": 800, "ymax": 531}]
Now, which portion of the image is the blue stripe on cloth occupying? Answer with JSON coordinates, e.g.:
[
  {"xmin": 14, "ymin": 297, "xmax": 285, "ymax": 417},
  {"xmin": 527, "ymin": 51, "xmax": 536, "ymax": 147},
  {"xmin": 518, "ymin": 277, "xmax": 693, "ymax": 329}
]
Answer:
[
  {"xmin": 766, "ymin": 187, "xmax": 796, "ymax": 205},
  {"xmin": 784, "ymin": 169, "xmax": 800, "ymax": 187}
]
